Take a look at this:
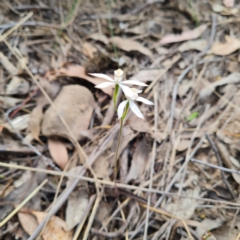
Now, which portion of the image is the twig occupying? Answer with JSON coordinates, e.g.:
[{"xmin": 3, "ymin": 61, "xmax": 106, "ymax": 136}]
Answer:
[
  {"xmin": 82, "ymin": 190, "xmax": 102, "ymax": 240},
  {"xmin": 0, "ymin": 179, "xmax": 48, "ymax": 227},
  {"xmin": 2, "ymin": 162, "xmax": 240, "ymax": 208},
  {"xmin": 191, "ymin": 158, "xmax": 240, "ymax": 175},
  {"xmin": 92, "ymin": 204, "xmax": 136, "ymax": 238},
  {"xmin": 206, "ymin": 134, "xmax": 235, "ymax": 199},
  {"xmin": 144, "ymin": 87, "xmax": 158, "ymax": 238}
]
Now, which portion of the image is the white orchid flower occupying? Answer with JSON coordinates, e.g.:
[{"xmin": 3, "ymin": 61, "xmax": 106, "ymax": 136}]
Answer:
[
  {"xmin": 89, "ymin": 69, "xmax": 147, "ymax": 97},
  {"xmin": 118, "ymin": 88, "xmax": 154, "ymax": 119}
]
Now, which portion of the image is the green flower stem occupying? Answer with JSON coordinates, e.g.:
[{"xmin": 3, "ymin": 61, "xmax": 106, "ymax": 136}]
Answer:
[
  {"xmin": 113, "ymin": 102, "xmax": 129, "ymax": 183},
  {"xmin": 113, "ymin": 84, "xmax": 119, "ymax": 110}
]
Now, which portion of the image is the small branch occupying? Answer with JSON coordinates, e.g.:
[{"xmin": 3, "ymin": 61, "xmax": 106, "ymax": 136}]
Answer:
[{"xmin": 206, "ymin": 134, "xmax": 235, "ymax": 199}]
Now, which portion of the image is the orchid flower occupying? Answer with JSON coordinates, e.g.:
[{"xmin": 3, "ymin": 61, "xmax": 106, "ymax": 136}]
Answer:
[
  {"xmin": 118, "ymin": 88, "xmax": 154, "ymax": 119},
  {"xmin": 89, "ymin": 69, "xmax": 147, "ymax": 97}
]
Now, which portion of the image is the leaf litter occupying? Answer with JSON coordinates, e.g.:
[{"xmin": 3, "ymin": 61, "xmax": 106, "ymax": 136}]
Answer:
[{"xmin": 2, "ymin": 0, "xmax": 240, "ymax": 239}]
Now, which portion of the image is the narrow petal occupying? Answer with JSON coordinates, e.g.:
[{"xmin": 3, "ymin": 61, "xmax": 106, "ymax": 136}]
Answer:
[
  {"xmin": 89, "ymin": 73, "xmax": 113, "ymax": 82},
  {"xmin": 122, "ymin": 80, "xmax": 148, "ymax": 86},
  {"xmin": 136, "ymin": 97, "xmax": 154, "ymax": 105},
  {"xmin": 95, "ymin": 82, "xmax": 115, "ymax": 89},
  {"xmin": 119, "ymin": 84, "xmax": 134, "ymax": 97},
  {"xmin": 118, "ymin": 100, "xmax": 128, "ymax": 119},
  {"xmin": 129, "ymin": 100, "xmax": 144, "ymax": 119}
]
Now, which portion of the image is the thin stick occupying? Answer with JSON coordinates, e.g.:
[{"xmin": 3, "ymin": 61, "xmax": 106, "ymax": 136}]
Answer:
[
  {"xmin": 114, "ymin": 118, "xmax": 123, "ymax": 182},
  {"xmin": 206, "ymin": 134, "xmax": 235, "ymax": 199},
  {"xmin": 143, "ymin": 87, "xmax": 158, "ymax": 238},
  {"xmin": 0, "ymin": 179, "xmax": 48, "ymax": 227},
  {"xmin": 2, "ymin": 162, "xmax": 240, "ymax": 207},
  {"xmin": 82, "ymin": 191, "xmax": 102, "ymax": 240},
  {"xmin": 0, "ymin": 12, "xmax": 33, "ymax": 41}
]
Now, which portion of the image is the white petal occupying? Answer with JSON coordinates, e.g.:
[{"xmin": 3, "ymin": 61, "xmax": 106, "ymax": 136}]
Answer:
[
  {"xmin": 136, "ymin": 97, "xmax": 154, "ymax": 105},
  {"xmin": 119, "ymin": 84, "xmax": 133, "ymax": 97},
  {"xmin": 89, "ymin": 73, "xmax": 113, "ymax": 82},
  {"xmin": 118, "ymin": 100, "xmax": 128, "ymax": 119},
  {"xmin": 129, "ymin": 100, "xmax": 144, "ymax": 119},
  {"xmin": 95, "ymin": 82, "xmax": 115, "ymax": 88},
  {"xmin": 122, "ymin": 80, "xmax": 148, "ymax": 86}
]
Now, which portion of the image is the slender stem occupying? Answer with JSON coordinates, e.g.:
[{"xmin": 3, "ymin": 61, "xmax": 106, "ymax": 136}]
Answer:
[{"xmin": 113, "ymin": 117, "xmax": 123, "ymax": 182}]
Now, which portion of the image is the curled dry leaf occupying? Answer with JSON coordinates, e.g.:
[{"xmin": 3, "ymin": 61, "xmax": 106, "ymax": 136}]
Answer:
[
  {"xmin": 32, "ymin": 211, "xmax": 73, "ymax": 240},
  {"xmin": 110, "ymin": 37, "xmax": 153, "ymax": 58},
  {"xmin": 199, "ymin": 73, "xmax": 240, "ymax": 101},
  {"xmin": 66, "ymin": 167, "xmax": 89, "ymax": 230},
  {"xmin": 178, "ymin": 39, "xmax": 208, "ymax": 52},
  {"xmin": 42, "ymin": 85, "xmax": 95, "ymax": 141},
  {"xmin": 46, "ymin": 65, "xmax": 113, "ymax": 96},
  {"xmin": 223, "ymin": 0, "xmax": 235, "ymax": 7},
  {"xmin": 87, "ymin": 33, "xmax": 109, "ymax": 45},
  {"xmin": 6, "ymin": 76, "xmax": 30, "ymax": 95},
  {"xmin": 159, "ymin": 24, "xmax": 207, "ymax": 45},
  {"xmin": 211, "ymin": 36, "xmax": 240, "ymax": 56},
  {"xmin": 48, "ymin": 138, "xmax": 68, "ymax": 170},
  {"xmin": 125, "ymin": 139, "xmax": 150, "ymax": 183},
  {"xmin": 28, "ymin": 105, "xmax": 43, "ymax": 142},
  {"xmin": 82, "ymin": 42, "xmax": 97, "ymax": 59}
]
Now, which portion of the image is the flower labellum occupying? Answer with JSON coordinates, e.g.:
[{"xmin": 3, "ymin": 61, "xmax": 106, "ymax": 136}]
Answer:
[{"xmin": 118, "ymin": 88, "xmax": 154, "ymax": 119}]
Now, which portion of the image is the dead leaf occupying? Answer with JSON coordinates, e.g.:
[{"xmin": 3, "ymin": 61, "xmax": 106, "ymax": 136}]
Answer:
[
  {"xmin": 28, "ymin": 105, "xmax": 43, "ymax": 142},
  {"xmin": 212, "ymin": 3, "xmax": 237, "ymax": 15},
  {"xmin": 92, "ymin": 153, "xmax": 111, "ymax": 180},
  {"xmin": 178, "ymin": 39, "xmax": 208, "ymax": 52},
  {"xmin": 196, "ymin": 218, "xmax": 224, "ymax": 239},
  {"xmin": 32, "ymin": 211, "xmax": 73, "ymax": 240},
  {"xmin": 0, "ymin": 96, "xmax": 22, "ymax": 107},
  {"xmin": 159, "ymin": 24, "xmax": 207, "ymax": 45},
  {"xmin": 48, "ymin": 138, "xmax": 68, "ymax": 170},
  {"xmin": 46, "ymin": 65, "xmax": 113, "ymax": 96},
  {"xmin": 66, "ymin": 168, "xmax": 89, "ymax": 230},
  {"xmin": 6, "ymin": 76, "xmax": 30, "ymax": 95},
  {"xmin": 223, "ymin": 0, "xmax": 235, "ymax": 7},
  {"xmin": 110, "ymin": 37, "xmax": 153, "ymax": 58},
  {"xmin": 165, "ymin": 187, "xmax": 200, "ymax": 219},
  {"xmin": 18, "ymin": 212, "xmax": 39, "ymax": 237},
  {"xmin": 211, "ymin": 36, "xmax": 240, "ymax": 56},
  {"xmin": 125, "ymin": 139, "xmax": 150, "ymax": 183},
  {"xmin": 87, "ymin": 33, "xmax": 109, "ymax": 45},
  {"xmin": 42, "ymin": 85, "xmax": 95, "ymax": 142},
  {"xmin": 0, "ymin": 52, "xmax": 18, "ymax": 75},
  {"xmin": 82, "ymin": 42, "xmax": 97, "ymax": 58},
  {"xmin": 199, "ymin": 73, "xmax": 240, "ymax": 101},
  {"xmin": 3, "ymin": 114, "xmax": 30, "ymax": 132}
]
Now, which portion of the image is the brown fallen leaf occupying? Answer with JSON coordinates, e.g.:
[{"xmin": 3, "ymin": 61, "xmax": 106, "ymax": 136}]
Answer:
[
  {"xmin": 82, "ymin": 42, "xmax": 97, "ymax": 59},
  {"xmin": 48, "ymin": 138, "xmax": 68, "ymax": 170},
  {"xmin": 32, "ymin": 211, "xmax": 73, "ymax": 240},
  {"xmin": 125, "ymin": 139, "xmax": 150, "ymax": 183},
  {"xmin": 87, "ymin": 33, "xmax": 109, "ymax": 45},
  {"xmin": 46, "ymin": 64, "xmax": 113, "ymax": 96},
  {"xmin": 178, "ymin": 39, "xmax": 208, "ymax": 52},
  {"xmin": 110, "ymin": 37, "xmax": 153, "ymax": 58},
  {"xmin": 159, "ymin": 24, "xmax": 207, "ymax": 45},
  {"xmin": 28, "ymin": 105, "xmax": 43, "ymax": 142},
  {"xmin": 42, "ymin": 85, "xmax": 95, "ymax": 142},
  {"xmin": 18, "ymin": 212, "xmax": 39, "ymax": 238},
  {"xmin": 211, "ymin": 35, "xmax": 240, "ymax": 56},
  {"xmin": 223, "ymin": 0, "xmax": 235, "ymax": 7}
]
